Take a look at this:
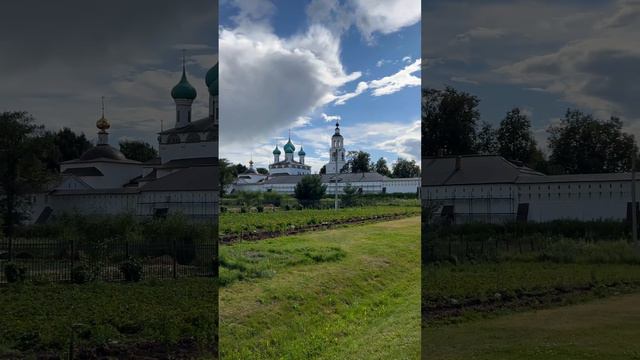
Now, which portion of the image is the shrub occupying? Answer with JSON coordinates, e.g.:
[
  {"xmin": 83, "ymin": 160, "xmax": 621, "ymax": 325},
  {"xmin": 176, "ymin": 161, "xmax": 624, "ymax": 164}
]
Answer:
[
  {"xmin": 70, "ymin": 264, "xmax": 95, "ymax": 284},
  {"xmin": 256, "ymin": 205, "xmax": 264, "ymax": 213},
  {"xmin": 119, "ymin": 258, "xmax": 143, "ymax": 282},
  {"xmin": 4, "ymin": 262, "xmax": 26, "ymax": 283}
]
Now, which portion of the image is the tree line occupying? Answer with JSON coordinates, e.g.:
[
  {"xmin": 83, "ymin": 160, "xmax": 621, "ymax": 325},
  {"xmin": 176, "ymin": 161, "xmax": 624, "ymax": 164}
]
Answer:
[{"xmin": 422, "ymin": 87, "xmax": 637, "ymax": 174}]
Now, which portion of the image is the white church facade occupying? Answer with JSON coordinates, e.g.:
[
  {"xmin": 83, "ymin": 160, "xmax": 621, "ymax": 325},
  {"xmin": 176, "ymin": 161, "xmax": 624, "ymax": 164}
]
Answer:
[
  {"xmin": 423, "ymin": 155, "xmax": 640, "ymax": 224},
  {"xmin": 26, "ymin": 59, "xmax": 219, "ymax": 223},
  {"xmin": 231, "ymin": 122, "xmax": 420, "ymax": 195}
]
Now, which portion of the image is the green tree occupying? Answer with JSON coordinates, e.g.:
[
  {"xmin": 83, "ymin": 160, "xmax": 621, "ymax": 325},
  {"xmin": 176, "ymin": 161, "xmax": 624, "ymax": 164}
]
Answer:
[
  {"xmin": 0, "ymin": 112, "xmax": 53, "ymax": 238},
  {"xmin": 119, "ymin": 140, "xmax": 158, "ymax": 162},
  {"xmin": 548, "ymin": 109, "xmax": 636, "ymax": 174},
  {"xmin": 319, "ymin": 165, "xmax": 326, "ymax": 175},
  {"xmin": 219, "ymin": 158, "xmax": 238, "ymax": 196},
  {"xmin": 422, "ymin": 87, "xmax": 480, "ymax": 156},
  {"xmin": 392, "ymin": 158, "xmax": 420, "ymax": 178},
  {"xmin": 475, "ymin": 121, "xmax": 498, "ymax": 155},
  {"xmin": 341, "ymin": 183, "xmax": 359, "ymax": 207},
  {"xmin": 345, "ymin": 151, "xmax": 372, "ymax": 173},
  {"xmin": 235, "ymin": 163, "xmax": 248, "ymax": 175},
  {"xmin": 256, "ymin": 167, "xmax": 269, "ymax": 175},
  {"xmin": 496, "ymin": 108, "xmax": 538, "ymax": 164},
  {"xmin": 53, "ymin": 127, "xmax": 92, "ymax": 162},
  {"xmin": 294, "ymin": 175, "xmax": 327, "ymax": 207},
  {"xmin": 374, "ymin": 157, "xmax": 392, "ymax": 176}
]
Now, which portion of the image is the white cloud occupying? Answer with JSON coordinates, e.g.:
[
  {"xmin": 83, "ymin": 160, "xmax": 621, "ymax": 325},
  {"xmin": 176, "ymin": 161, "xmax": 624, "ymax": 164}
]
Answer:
[
  {"xmin": 451, "ymin": 76, "xmax": 478, "ymax": 85},
  {"xmin": 402, "ymin": 56, "xmax": 412, "ymax": 63},
  {"xmin": 321, "ymin": 113, "xmax": 341, "ymax": 122},
  {"xmin": 350, "ymin": 0, "xmax": 421, "ymax": 40},
  {"xmin": 333, "ymin": 59, "xmax": 420, "ymax": 104},
  {"xmin": 219, "ymin": 23, "xmax": 360, "ymax": 144}
]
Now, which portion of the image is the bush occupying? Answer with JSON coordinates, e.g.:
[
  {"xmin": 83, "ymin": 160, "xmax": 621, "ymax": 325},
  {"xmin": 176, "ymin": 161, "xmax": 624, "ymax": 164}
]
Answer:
[
  {"xmin": 4, "ymin": 262, "xmax": 26, "ymax": 283},
  {"xmin": 119, "ymin": 258, "xmax": 143, "ymax": 282},
  {"xmin": 70, "ymin": 264, "xmax": 95, "ymax": 284}
]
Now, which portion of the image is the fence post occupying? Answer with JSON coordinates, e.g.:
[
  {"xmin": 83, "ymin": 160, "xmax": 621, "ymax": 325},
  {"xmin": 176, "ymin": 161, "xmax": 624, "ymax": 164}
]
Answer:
[
  {"xmin": 172, "ymin": 239, "xmax": 177, "ymax": 279},
  {"xmin": 71, "ymin": 238, "xmax": 75, "ymax": 272},
  {"xmin": 125, "ymin": 239, "xmax": 129, "ymax": 259}
]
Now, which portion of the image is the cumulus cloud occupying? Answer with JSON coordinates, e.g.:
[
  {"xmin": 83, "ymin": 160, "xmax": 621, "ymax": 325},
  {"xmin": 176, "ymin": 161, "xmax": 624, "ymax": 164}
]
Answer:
[{"xmin": 350, "ymin": 0, "xmax": 421, "ymax": 40}]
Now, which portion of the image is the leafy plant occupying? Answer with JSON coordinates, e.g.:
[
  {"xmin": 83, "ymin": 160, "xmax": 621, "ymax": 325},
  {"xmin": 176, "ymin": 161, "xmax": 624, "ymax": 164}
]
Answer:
[
  {"xmin": 119, "ymin": 258, "xmax": 143, "ymax": 282},
  {"xmin": 3, "ymin": 262, "xmax": 26, "ymax": 283}
]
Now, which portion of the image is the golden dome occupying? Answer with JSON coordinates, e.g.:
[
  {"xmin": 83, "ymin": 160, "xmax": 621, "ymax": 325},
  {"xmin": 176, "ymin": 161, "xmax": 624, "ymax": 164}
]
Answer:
[{"xmin": 96, "ymin": 116, "xmax": 110, "ymax": 131}]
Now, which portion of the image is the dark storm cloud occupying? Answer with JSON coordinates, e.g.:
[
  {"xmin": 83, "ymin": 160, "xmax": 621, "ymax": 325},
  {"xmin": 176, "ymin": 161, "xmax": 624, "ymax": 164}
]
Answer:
[
  {"xmin": 0, "ymin": 0, "xmax": 217, "ymax": 146},
  {"xmin": 0, "ymin": 0, "xmax": 217, "ymax": 72}
]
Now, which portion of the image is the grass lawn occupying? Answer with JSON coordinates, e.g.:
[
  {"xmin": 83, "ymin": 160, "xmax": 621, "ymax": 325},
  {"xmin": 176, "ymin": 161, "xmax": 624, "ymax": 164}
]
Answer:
[
  {"xmin": 219, "ymin": 217, "xmax": 421, "ymax": 360},
  {"xmin": 0, "ymin": 278, "xmax": 217, "ymax": 358},
  {"xmin": 423, "ymin": 293, "xmax": 640, "ymax": 360}
]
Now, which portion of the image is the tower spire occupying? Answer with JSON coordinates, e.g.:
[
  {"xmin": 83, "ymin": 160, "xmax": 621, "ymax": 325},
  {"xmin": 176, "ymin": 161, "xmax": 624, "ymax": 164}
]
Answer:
[{"xmin": 101, "ymin": 96, "xmax": 105, "ymax": 118}]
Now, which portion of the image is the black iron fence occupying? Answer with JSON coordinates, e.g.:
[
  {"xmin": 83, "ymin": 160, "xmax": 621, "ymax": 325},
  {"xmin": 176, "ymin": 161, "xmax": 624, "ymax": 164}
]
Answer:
[{"xmin": 0, "ymin": 237, "xmax": 217, "ymax": 283}]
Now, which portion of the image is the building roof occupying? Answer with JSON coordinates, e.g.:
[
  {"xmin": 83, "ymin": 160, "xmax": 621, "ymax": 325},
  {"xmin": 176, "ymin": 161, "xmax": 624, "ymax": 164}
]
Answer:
[
  {"xmin": 423, "ymin": 155, "xmax": 544, "ymax": 186},
  {"xmin": 261, "ymin": 172, "xmax": 391, "ymax": 185},
  {"xmin": 159, "ymin": 117, "xmax": 215, "ymax": 135},
  {"xmin": 61, "ymin": 167, "xmax": 104, "ymax": 177},
  {"xmin": 140, "ymin": 166, "xmax": 218, "ymax": 192},
  {"xmin": 517, "ymin": 172, "xmax": 639, "ymax": 184},
  {"xmin": 78, "ymin": 144, "xmax": 128, "ymax": 162},
  {"xmin": 160, "ymin": 157, "xmax": 217, "ymax": 169}
]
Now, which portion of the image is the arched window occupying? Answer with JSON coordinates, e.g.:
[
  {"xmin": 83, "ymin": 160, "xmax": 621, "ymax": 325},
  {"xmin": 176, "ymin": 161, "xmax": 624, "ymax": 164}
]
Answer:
[
  {"xmin": 186, "ymin": 133, "xmax": 201, "ymax": 143},
  {"xmin": 167, "ymin": 134, "xmax": 180, "ymax": 144}
]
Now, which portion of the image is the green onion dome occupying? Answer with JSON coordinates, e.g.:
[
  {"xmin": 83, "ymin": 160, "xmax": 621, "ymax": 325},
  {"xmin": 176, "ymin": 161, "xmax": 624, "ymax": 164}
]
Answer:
[
  {"xmin": 284, "ymin": 139, "xmax": 295, "ymax": 153},
  {"xmin": 171, "ymin": 69, "xmax": 197, "ymax": 100},
  {"xmin": 205, "ymin": 63, "xmax": 218, "ymax": 88},
  {"xmin": 208, "ymin": 78, "xmax": 218, "ymax": 97},
  {"xmin": 298, "ymin": 147, "xmax": 306, "ymax": 156},
  {"xmin": 272, "ymin": 145, "xmax": 281, "ymax": 155}
]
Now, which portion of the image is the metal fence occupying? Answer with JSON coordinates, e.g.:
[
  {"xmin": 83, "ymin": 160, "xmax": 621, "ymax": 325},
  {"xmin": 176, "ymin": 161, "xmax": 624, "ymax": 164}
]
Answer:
[{"xmin": 0, "ymin": 237, "xmax": 217, "ymax": 283}]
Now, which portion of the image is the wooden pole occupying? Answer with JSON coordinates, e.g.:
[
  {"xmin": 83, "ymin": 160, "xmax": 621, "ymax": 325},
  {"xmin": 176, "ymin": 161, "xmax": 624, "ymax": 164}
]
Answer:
[{"xmin": 633, "ymin": 152, "xmax": 637, "ymax": 243}]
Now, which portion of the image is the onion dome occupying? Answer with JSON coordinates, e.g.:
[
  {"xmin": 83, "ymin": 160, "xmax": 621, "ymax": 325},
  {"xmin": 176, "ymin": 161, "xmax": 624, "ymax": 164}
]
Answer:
[
  {"xmin": 96, "ymin": 115, "xmax": 110, "ymax": 132},
  {"xmin": 284, "ymin": 139, "xmax": 295, "ymax": 153},
  {"xmin": 79, "ymin": 145, "xmax": 126, "ymax": 161},
  {"xmin": 205, "ymin": 63, "xmax": 218, "ymax": 88},
  {"xmin": 272, "ymin": 145, "xmax": 281, "ymax": 155},
  {"xmin": 298, "ymin": 147, "xmax": 306, "ymax": 156},
  {"xmin": 332, "ymin": 121, "xmax": 342, "ymax": 137},
  {"xmin": 171, "ymin": 64, "xmax": 197, "ymax": 100}
]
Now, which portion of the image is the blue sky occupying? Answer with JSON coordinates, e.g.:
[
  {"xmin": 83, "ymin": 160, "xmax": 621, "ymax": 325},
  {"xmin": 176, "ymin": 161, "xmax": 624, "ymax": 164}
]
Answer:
[
  {"xmin": 219, "ymin": 0, "xmax": 421, "ymax": 172},
  {"xmin": 423, "ymin": 0, "xmax": 640, "ymax": 153},
  {"xmin": 0, "ymin": 0, "xmax": 217, "ymax": 148}
]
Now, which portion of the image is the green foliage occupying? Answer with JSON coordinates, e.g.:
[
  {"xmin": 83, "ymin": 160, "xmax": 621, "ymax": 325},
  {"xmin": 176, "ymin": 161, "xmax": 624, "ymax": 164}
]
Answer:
[
  {"xmin": 341, "ymin": 183, "xmax": 359, "ymax": 207},
  {"xmin": 496, "ymin": 108, "xmax": 538, "ymax": 164},
  {"xmin": 374, "ymin": 157, "xmax": 392, "ymax": 177},
  {"xmin": 220, "ymin": 206, "xmax": 420, "ymax": 236},
  {"xmin": 119, "ymin": 258, "xmax": 143, "ymax": 282},
  {"xmin": 422, "ymin": 86, "xmax": 480, "ymax": 156},
  {"xmin": 70, "ymin": 264, "xmax": 96, "ymax": 284},
  {"xmin": 392, "ymin": 158, "xmax": 420, "ymax": 178},
  {"xmin": 294, "ymin": 175, "xmax": 327, "ymax": 207},
  {"xmin": 548, "ymin": 109, "xmax": 637, "ymax": 174},
  {"xmin": 118, "ymin": 140, "xmax": 158, "ymax": 163},
  {"xmin": 475, "ymin": 121, "xmax": 498, "ymax": 155},
  {"xmin": 3, "ymin": 262, "xmax": 26, "ymax": 283},
  {"xmin": 344, "ymin": 151, "xmax": 372, "ymax": 173},
  {"xmin": 0, "ymin": 111, "xmax": 54, "ymax": 237}
]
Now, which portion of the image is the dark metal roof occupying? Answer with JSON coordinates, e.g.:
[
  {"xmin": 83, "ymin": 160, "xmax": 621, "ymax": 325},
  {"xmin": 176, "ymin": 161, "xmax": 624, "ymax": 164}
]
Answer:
[
  {"xmin": 160, "ymin": 157, "xmax": 217, "ymax": 169},
  {"xmin": 140, "ymin": 166, "xmax": 219, "ymax": 192},
  {"xmin": 79, "ymin": 144, "xmax": 127, "ymax": 161},
  {"xmin": 422, "ymin": 155, "xmax": 544, "ymax": 186},
  {"xmin": 61, "ymin": 167, "xmax": 103, "ymax": 177},
  {"xmin": 159, "ymin": 117, "xmax": 216, "ymax": 135},
  {"xmin": 517, "ymin": 173, "xmax": 639, "ymax": 184}
]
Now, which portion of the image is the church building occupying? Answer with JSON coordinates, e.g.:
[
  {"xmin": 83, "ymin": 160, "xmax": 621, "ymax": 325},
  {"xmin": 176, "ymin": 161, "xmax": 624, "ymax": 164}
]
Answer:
[{"xmin": 27, "ymin": 57, "xmax": 219, "ymax": 223}]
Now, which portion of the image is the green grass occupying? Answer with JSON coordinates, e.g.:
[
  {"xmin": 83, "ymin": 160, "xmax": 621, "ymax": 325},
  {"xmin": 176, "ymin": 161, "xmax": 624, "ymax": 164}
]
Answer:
[
  {"xmin": 219, "ymin": 217, "xmax": 421, "ymax": 360},
  {"xmin": 0, "ymin": 278, "xmax": 217, "ymax": 358},
  {"xmin": 423, "ymin": 293, "xmax": 640, "ymax": 359},
  {"xmin": 219, "ymin": 205, "xmax": 420, "ymax": 236}
]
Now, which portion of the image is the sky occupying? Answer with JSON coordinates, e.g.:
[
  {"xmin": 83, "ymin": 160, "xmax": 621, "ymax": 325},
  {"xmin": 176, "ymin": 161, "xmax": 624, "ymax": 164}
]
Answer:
[
  {"xmin": 423, "ymin": 0, "xmax": 640, "ymax": 154},
  {"xmin": 219, "ymin": 0, "xmax": 421, "ymax": 173},
  {"xmin": 0, "ymin": 0, "xmax": 218, "ymax": 147}
]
